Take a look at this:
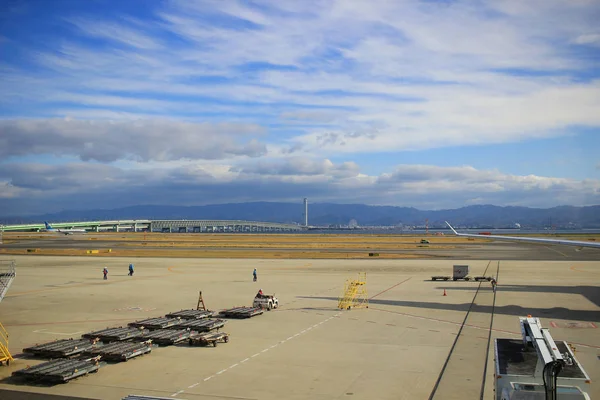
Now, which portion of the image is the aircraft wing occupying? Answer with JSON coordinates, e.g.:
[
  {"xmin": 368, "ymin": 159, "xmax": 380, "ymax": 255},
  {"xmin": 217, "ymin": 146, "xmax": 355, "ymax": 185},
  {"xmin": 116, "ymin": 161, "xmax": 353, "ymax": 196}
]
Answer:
[{"xmin": 445, "ymin": 221, "xmax": 600, "ymax": 249}]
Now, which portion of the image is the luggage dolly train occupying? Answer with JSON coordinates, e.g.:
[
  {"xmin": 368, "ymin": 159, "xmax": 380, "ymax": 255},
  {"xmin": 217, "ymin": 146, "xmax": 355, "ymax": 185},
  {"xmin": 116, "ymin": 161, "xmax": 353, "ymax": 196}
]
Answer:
[{"xmin": 431, "ymin": 264, "xmax": 494, "ymax": 282}]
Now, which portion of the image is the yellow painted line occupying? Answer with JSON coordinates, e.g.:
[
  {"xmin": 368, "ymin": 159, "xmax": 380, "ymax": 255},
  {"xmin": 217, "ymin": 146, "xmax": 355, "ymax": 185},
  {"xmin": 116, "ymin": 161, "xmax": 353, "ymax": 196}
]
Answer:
[
  {"xmin": 545, "ymin": 246, "xmax": 568, "ymax": 257},
  {"xmin": 569, "ymin": 265, "xmax": 597, "ymax": 273}
]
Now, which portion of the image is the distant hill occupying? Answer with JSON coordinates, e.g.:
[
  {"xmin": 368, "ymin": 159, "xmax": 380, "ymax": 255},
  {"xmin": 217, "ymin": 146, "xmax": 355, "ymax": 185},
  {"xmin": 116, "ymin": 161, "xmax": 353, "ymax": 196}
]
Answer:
[{"xmin": 2, "ymin": 203, "xmax": 600, "ymax": 228}]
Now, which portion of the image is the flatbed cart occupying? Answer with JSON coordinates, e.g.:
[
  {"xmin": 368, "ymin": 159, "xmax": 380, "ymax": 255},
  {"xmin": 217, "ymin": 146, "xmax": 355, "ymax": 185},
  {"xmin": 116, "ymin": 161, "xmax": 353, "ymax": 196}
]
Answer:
[
  {"xmin": 12, "ymin": 356, "xmax": 103, "ymax": 383},
  {"xmin": 170, "ymin": 318, "xmax": 226, "ymax": 332},
  {"xmin": 83, "ymin": 340, "xmax": 154, "ymax": 362},
  {"xmin": 188, "ymin": 332, "xmax": 229, "ymax": 347},
  {"xmin": 165, "ymin": 309, "xmax": 214, "ymax": 320},
  {"xmin": 82, "ymin": 326, "xmax": 149, "ymax": 342},
  {"xmin": 128, "ymin": 317, "xmax": 182, "ymax": 330},
  {"xmin": 431, "ymin": 264, "xmax": 476, "ymax": 281},
  {"xmin": 218, "ymin": 307, "xmax": 264, "ymax": 319},
  {"xmin": 23, "ymin": 338, "xmax": 100, "ymax": 359},
  {"xmin": 131, "ymin": 329, "xmax": 192, "ymax": 346}
]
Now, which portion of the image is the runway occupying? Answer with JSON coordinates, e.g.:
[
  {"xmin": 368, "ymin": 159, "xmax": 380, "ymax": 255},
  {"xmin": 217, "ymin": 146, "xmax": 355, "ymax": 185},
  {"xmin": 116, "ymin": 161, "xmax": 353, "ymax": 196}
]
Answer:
[
  {"xmin": 0, "ymin": 254, "xmax": 598, "ymax": 400},
  {"xmin": 2, "ymin": 235, "xmax": 599, "ymax": 260}
]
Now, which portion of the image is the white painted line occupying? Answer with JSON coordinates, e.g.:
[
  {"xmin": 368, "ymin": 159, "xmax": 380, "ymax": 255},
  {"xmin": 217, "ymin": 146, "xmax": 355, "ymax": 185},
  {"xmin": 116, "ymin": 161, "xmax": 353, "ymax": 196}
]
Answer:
[
  {"xmin": 33, "ymin": 329, "xmax": 84, "ymax": 336},
  {"xmin": 171, "ymin": 312, "xmax": 340, "ymax": 396}
]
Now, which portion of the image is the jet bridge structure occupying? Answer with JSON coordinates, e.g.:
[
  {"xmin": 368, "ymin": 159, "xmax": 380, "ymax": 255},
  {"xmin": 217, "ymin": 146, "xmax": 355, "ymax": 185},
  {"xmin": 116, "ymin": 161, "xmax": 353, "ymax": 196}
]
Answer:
[
  {"xmin": 0, "ymin": 259, "xmax": 16, "ymax": 365},
  {"xmin": 495, "ymin": 316, "xmax": 591, "ymax": 400}
]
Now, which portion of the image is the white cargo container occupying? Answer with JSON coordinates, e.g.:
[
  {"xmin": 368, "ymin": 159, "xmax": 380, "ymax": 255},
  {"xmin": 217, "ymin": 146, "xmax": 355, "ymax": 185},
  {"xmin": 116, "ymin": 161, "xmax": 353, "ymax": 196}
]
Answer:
[{"xmin": 452, "ymin": 265, "xmax": 470, "ymax": 280}]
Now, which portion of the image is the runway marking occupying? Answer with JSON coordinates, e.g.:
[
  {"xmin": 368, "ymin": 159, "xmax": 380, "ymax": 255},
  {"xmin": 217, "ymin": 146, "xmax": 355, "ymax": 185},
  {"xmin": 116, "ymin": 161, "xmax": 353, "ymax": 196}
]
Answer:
[
  {"xmin": 7, "ymin": 317, "xmax": 141, "ymax": 327},
  {"xmin": 370, "ymin": 307, "xmax": 600, "ymax": 349},
  {"xmin": 33, "ymin": 329, "xmax": 84, "ymax": 336},
  {"xmin": 171, "ymin": 311, "xmax": 342, "ymax": 397},
  {"xmin": 569, "ymin": 265, "xmax": 597, "ymax": 273},
  {"xmin": 369, "ymin": 277, "xmax": 412, "ymax": 300},
  {"xmin": 7, "ymin": 266, "xmax": 177, "ymax": 297},
  {"xmin": 545, "ymin": 246, "xmax": 568, "ymax": 257},
  {"xmin": 167, "ymin": 266, "xmax": 185, "ymax": 274}
]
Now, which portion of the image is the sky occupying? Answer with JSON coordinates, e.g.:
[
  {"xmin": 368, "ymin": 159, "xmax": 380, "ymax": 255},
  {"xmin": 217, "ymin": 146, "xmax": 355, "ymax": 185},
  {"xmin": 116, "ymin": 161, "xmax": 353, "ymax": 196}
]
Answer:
[{"xmin": 1, "ymin": 0, "xmax": 600, "ymax": 216}]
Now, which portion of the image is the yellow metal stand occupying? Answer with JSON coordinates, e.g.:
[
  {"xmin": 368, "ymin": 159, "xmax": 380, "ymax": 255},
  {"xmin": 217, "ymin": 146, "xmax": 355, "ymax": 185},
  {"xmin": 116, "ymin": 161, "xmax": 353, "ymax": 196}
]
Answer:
[
  {"xmin": 0, "ymin": 321, "xmax": 13, "ymax": 366},
  {"xmin": 338, "ymin": 272, "xmax": 368, "ymax": 310}
]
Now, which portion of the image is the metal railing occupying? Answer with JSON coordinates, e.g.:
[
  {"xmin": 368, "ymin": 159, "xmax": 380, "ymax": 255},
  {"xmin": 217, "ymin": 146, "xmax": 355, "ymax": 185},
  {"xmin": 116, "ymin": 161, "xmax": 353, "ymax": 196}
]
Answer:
[{"xmin": 0, "ymin": 260, "xmax": 16, "ymax": 303}]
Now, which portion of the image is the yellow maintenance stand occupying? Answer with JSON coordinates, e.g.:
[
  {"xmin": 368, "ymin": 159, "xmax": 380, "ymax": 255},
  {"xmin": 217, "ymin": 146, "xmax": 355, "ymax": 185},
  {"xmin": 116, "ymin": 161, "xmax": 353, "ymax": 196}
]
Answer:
[
  {"xmin": 338, "ymin": 272, "xmax": 368, "ymax": 310},
  {"xmin": 0, "ymin": 259, "xmax": 16, "ymax": 365}
]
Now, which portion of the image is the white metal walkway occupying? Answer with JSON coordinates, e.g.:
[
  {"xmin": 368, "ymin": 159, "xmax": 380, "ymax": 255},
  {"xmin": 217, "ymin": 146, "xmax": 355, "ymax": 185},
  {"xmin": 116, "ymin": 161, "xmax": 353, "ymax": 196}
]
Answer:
[{"xmin": 0, "ymin": 260, "xmax": 16, "ymax": 303}]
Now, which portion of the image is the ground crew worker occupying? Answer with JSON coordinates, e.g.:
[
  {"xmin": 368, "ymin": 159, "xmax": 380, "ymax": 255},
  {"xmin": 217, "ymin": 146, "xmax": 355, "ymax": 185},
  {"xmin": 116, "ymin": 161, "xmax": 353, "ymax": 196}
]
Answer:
[
  {"xmin": 103, "ymin": 267, "xmax": 108, "ymax": 280},
  {"xmin": 128, "ymin": 263, "xmax": 134, "ymax": 276},
  {"xmin": 490, "ymin": 277, "xmax": 497, "ymax": 292},
  {"xmin": 253, "ymin": 268, "xmax": 257, "ymax": 282},
  {"xmin": 257, "ymin": 288, "xmax": 264, "ymax": 298}
]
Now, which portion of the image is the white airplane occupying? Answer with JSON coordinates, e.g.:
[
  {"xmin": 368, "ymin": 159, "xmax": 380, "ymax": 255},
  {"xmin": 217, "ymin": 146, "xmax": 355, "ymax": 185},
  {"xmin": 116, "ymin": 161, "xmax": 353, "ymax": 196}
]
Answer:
[
  {"xmin": 445, "ymin": 221, "xmax": 600, "ymax": 249},
  {"xmin": 44, "ymin": 222, "xmax": 87, "ymax": 235}
]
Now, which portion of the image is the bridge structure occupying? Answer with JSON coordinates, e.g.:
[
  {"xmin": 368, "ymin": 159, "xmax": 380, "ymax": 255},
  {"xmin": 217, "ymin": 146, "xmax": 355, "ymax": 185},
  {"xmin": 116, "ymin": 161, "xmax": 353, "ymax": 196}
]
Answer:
[{"xmin": 0, "ymin": 219, "xmax": 306, "ymax": 233}]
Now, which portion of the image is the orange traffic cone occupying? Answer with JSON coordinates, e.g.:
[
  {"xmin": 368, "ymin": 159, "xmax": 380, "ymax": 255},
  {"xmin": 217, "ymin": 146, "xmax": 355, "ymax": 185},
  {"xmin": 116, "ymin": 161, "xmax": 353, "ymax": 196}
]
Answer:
[{"xmin": 443, "ymin": 289, "xmax": 447, "ymax": 296}]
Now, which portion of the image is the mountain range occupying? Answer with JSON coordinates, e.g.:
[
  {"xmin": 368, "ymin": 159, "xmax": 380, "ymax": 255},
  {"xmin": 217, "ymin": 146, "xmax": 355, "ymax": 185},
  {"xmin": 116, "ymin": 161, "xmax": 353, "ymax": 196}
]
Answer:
[{"xmin": 2, "ymin": 203, "xmax": 600, "ymax": 228}]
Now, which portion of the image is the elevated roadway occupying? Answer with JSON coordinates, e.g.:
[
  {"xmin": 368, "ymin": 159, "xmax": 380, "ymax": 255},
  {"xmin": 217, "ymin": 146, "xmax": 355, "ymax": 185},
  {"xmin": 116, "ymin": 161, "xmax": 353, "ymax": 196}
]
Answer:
[{"xmin": 1, "ymin": 219, "xmax": 305, "ymax": 233}]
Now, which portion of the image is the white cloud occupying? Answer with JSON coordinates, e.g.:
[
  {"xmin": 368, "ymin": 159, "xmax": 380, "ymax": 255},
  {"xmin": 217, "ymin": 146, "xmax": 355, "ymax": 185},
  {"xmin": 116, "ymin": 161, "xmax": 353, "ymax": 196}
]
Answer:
[
  {"xmin": 0, "ymin": 0, "xmax": 598, "ymax": 214},
  {"xmin": 67, "ymin": 17, "xmax": 163, "ymax": 50},
  {"xmin": 1, "ymin": 162, "xmax": 598, "ymax": 214},
  {"xmin": 573, "ymin": 34, "xmax": 600, "ymax": 46},
  {"xmin": 0, "ymin": 118, "xmax": 267, "ymax": 162},
  {"xmin": 0, "ymin": 0, "xmax": 595, "ymax": 156},
  {"xmin": 231, "ymin": 157, "xmax": 360, "ymax": 178}
]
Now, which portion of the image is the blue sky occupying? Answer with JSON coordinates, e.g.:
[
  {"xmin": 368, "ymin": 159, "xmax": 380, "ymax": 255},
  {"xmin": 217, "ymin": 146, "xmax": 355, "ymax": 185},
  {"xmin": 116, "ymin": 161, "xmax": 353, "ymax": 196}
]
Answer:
[{"xmin": 1, "ymin": 0, "xmax": 600, "ymax": 215}]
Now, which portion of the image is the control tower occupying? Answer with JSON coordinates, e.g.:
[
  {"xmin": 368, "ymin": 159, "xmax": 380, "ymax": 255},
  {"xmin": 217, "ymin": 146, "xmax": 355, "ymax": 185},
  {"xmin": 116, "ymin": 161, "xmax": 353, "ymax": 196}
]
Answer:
[{"xmin": 303, "ymin": 198, "xmax": 308, "ymax": 227}]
